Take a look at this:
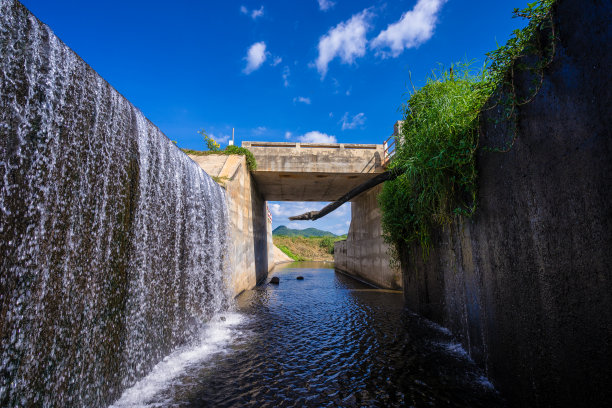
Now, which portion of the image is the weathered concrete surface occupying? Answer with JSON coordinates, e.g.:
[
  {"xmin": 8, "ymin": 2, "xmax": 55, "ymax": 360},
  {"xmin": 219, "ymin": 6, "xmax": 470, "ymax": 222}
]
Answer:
[
  {"xmin": 401, "ymin": 1, "xmax": 612, "ymax": 406},
  {"xmin": 243, "ymin": 141, "xmax": 385, "ymax": 201},
  {"xmin": 188, "ymin": 154, "xmax": 271, "ymax": 295},
  {"xmin": 334, "ymin": 184, "xmax": 401, "ymax": 290}
]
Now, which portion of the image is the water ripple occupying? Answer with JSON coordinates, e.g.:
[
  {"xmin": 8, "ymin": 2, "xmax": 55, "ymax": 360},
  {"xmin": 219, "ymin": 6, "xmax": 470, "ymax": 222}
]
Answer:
[{"xmin": 127, "ymin": 263, "xmax": 505, "ymax": 407}]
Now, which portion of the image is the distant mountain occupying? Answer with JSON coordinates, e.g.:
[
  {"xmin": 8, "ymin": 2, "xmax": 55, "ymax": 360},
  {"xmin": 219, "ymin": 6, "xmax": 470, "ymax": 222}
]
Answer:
[{"xmin": 272, "ymin": 225, "xmax": 337, "ymax": 237}]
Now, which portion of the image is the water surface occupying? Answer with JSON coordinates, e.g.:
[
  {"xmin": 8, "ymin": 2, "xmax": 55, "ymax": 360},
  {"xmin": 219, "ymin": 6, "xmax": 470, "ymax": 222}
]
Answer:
[{"xmin": 118, "ymin": 262, "xmax": 505, "ymax": 407}]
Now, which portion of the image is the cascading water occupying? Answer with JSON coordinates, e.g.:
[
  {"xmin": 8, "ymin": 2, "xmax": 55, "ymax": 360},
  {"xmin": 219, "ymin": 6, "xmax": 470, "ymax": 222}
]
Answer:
[{"xmin": 0, "ymin": 0, "xmax": 232, "ymax": 406}]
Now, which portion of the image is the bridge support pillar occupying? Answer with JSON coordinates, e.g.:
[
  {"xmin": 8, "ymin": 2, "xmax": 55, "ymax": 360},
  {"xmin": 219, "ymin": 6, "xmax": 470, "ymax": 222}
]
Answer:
[
  {"xmin": 334, "ymin": 184, "xmax": 402, "ymax": 290},
  {"xmin": 189, "ymin": 154, "xmax": 273, "ymax": 295}
]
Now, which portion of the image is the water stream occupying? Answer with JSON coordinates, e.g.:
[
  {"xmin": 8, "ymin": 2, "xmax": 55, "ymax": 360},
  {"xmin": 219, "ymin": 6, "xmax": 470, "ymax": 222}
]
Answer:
[{"xmin": 114, "ymin": 262, "xmax": 505, "ymax": 407}]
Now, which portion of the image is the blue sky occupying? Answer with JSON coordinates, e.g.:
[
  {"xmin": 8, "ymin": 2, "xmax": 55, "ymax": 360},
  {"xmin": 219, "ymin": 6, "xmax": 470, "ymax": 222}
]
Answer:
[{"xmin": 21, "ymin": 0, "xmax": 529, "ymax": 235}]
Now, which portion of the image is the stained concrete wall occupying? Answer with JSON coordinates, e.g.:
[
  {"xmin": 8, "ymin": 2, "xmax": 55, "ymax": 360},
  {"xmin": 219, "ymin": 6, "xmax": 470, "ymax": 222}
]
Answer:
[
  {"xmin": 334, "ymin": 184, "xmax": 402, "ymax": 290},
  {"xmin": 400, "ymin": 1, "xmax": 612, "ymax": 406},
  {"xmin": 189, "ymin": 154, "xmax": 272, "ymax": 294}
]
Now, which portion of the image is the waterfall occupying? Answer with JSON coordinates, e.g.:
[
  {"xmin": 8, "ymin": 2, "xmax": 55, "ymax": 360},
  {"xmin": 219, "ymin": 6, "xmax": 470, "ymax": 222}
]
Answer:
[{"xmin": 0, "ymin": 0, "xmax": 232, "ymax": 406}]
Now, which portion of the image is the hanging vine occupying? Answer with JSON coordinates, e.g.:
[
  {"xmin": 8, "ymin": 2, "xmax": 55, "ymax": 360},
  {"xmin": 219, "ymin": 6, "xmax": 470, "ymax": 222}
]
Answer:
[{"xmin": 481, "ymin": 0, "xmax": 558, "ymax": 152}]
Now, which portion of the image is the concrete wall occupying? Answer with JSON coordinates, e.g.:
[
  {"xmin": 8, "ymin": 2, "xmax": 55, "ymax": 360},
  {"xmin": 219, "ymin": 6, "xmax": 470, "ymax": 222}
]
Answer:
[
  {"xmin": 334, "ymin": 184, "xmax": 402, "ymax": 290},
  {"xmin": 400, "ymin": 1, "xmax": 612, "ymax": 406},
  {"xmin": 189, "ymin": 154, "xmax": 272, "ymax": 294}
]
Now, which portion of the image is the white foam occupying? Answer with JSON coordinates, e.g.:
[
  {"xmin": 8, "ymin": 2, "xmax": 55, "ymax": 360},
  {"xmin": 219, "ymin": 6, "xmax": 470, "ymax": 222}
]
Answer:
[
  {"xmin": 435, "ymin": 341, "xmax": 472, "ymax": 360},
  {"xmin": 109, "ymin": 313, "xmax": 245, "ymax": 408},
  {"xmin": 474, "ymin": 375, "xmax": 495, "ymax": 390}
]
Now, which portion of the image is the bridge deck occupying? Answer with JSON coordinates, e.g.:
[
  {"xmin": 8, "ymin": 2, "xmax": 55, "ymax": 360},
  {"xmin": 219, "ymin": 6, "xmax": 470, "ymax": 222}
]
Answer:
[{"xmin": 242, "ymin": 142, "xmax": 385, "ymax": 201}]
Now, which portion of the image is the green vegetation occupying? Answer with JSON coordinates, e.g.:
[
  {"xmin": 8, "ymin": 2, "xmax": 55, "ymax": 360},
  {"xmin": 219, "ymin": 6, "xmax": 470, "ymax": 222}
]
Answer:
[
  {"xmin": 224, "ymin": 145, "xmax": 257, "ymax": 171},
  {"xmin": 199, "ymin": 129, "xmax": 220, "ymax": 151},
  {"xmin": 483, "ymin": 0, "xmax": 557, "ymax": 152},
  {"xmin": 277, "ymin": 244, "xmax": 306, "ymax": 261},
  {"xmin": 272, "ymin": 225, "xmax": 336, "ymax": 238},
  {"xmin": 319, "ymin": 236, "xmax": 335, "ymax": 254},
  {"xmin": 379, "ymin": 65, "xmax": 488, "ymax": 252},
  {"xmin": 379, "ymin": 0, "xmax": 557, "ymax": 256},
  {"xmin": 179, "ymin": 129, "xmax": 258, "ymax": 171},
  {"xmin": 181, "ymin": 146, "xmax": 257, "ymax": 171},
  {"xmin": 486, "ymin": 0, "xmax": 556, "ymax": 95},
  {"xmin": 273, "ymin": 235, "xmax": 347, "ymax": 261},
  {"xmin": 211, "ymin": 175, "xmax": 229, "ymax": 188}
]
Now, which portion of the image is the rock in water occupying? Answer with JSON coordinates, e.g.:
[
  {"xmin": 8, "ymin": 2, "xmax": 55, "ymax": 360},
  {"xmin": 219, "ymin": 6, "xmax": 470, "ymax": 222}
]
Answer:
[
  {"xmin": 296, "ymin": 276, "xmax": 304, "ymax": 280},
  {"xmin": 270, "ymin": 277, "xmax": 280, "ymax": 284}
]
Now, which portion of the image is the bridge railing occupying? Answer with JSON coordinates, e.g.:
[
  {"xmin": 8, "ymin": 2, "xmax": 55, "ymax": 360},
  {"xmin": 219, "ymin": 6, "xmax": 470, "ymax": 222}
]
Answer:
[
  {"xmin": 382, "ymin": 120, "xmax": 404, "ymax": 167},
  {"xmin": 382, "ymin": 135, "xmax": 396, "ymax": 167},
  {"xmin": 242, "ymin": 141, "xmax": 379, "ymax": 150}
]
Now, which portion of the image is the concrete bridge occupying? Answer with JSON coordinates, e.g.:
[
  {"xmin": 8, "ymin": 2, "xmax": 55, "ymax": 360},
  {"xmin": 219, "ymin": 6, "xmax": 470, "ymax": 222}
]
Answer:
[
  {"xmin": 241, "ymin": 141, "xmax": 386, "ymax": 201},
  {"xmin": 188, "ymin": 136, "xmax": 401, "ymax": 295}
]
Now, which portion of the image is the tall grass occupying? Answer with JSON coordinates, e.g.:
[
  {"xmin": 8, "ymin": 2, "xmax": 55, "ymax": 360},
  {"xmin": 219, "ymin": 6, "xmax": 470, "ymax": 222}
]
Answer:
[
  {"xmin": 379, "ymin": 64, "xmax": 489, "ymax": 252},
  {"xmin": 378, "ymin": 0, "xmax": 557, "ymax": 256}
]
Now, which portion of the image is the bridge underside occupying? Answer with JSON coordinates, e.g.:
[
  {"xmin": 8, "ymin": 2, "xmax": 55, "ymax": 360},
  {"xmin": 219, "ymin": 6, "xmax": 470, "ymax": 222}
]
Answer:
[
  {"xmin": 250, "ymin": 171, "xmax": 380, "ymax": 201},
  {"xmin": 243, "ymin": 141, "xmax": 386, "ymax": 202}
]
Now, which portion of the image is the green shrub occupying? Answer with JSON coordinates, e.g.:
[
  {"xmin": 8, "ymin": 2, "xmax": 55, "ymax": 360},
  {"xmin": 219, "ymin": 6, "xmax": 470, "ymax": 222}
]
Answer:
[
  {"xmin": 378, "ymin": 0, "xmax": 557, "ymax": 257},
  {"xmin": 224, "ymin": 145, "xmax": 258, "ymax": 171},
  {"xmin": 379, "ymin": 64, "xmax": 489, "ymax": 253},
  {"xmin": 319, "ymin": 236, "xmax": 335, "ymax": 254}
]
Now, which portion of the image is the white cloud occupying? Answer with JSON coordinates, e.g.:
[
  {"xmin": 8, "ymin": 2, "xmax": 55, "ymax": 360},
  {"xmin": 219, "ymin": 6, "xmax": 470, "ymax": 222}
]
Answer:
[
  {"xmin": 329, "ymin": 112, "xmax": 334, "ymax": 118},
  {"xmin": 315, "ymin": 9, "xmax": 372, "ymax": 78},
  {"xmin": 269, "ymin": 203, "xmax": 282, "ymax": 216},
  {"xmin": 285, "ymin": 131, "xmax": 293, "ymax": 140},
  {"xmin": 271, "ymin": 56, "xmax": 282, "ymax": 66},
  {"xmin": 209, "ymin": 133, "xmax": 230, "ymax": 144},
  {"xmin": 298, "ymin": 131, "xmax": 337, "ymax": 143},
  {"xmin": 293, "ymin": 96, "xmax": 311, "ymax": 105},
  {"xmin": 269, "ymin": 201, "xmax": 351, "ymax": 235},
  {"xmin": 251, "ymin": 6, "xmax": 264, "ymax": 19},
  {"xmin": 371, "ymin": 0, "xmax": 446, "ymax": 58},
  {"xmin": 253, "ymin": 126, "xmax": 267, "ymax": 135},
  {"xmin": 241, "ymin": 5, "xmax": 264, "ymax": 20},
  {"xmin": 282, "ymin": 66, "xmax": 290, "ymax": 87},
  {"xmin": 317, "ymin": 0, "xmax": 336, "ymax": 11},
  {"xmin": 340, "ymin": 112, "xmax": 366, "ymax": 130},
  {"xmin": 243, "ymin": 41, "xmax": 268, "ymax": 74}
]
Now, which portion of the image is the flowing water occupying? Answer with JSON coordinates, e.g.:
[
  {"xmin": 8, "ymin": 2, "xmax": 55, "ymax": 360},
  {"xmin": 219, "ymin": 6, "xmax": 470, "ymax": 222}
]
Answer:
[
  {"xmin": 115, "ymin": 262, "xmax": 506, "ymax": 408},
  {"xmin": 0, "ymin": 1, "xmax": 231, "ymax": 405}
]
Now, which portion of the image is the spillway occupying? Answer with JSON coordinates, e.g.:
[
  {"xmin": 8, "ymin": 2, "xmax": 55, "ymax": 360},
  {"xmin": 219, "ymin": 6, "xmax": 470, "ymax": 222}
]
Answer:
[{"xmin": 0, "ymin": 1, "xmax": 231, "ymax": 405}]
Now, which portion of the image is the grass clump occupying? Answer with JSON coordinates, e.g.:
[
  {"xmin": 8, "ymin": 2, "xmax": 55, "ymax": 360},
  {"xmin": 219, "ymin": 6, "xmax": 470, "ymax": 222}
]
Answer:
[
  {"xmin": 277, "ymin": 244, "xmax": 305, "ymax": 261},
  {"xmin": 378, "ymin": 0, "xmax": 557, "ymax": 256},
  {"xmin": 379, "ymin": 64, "xmax": 489, "ymax": 252},
  {"xmin": 224, "ymin": 145, "xmax": 257, "ymax": 171}
]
